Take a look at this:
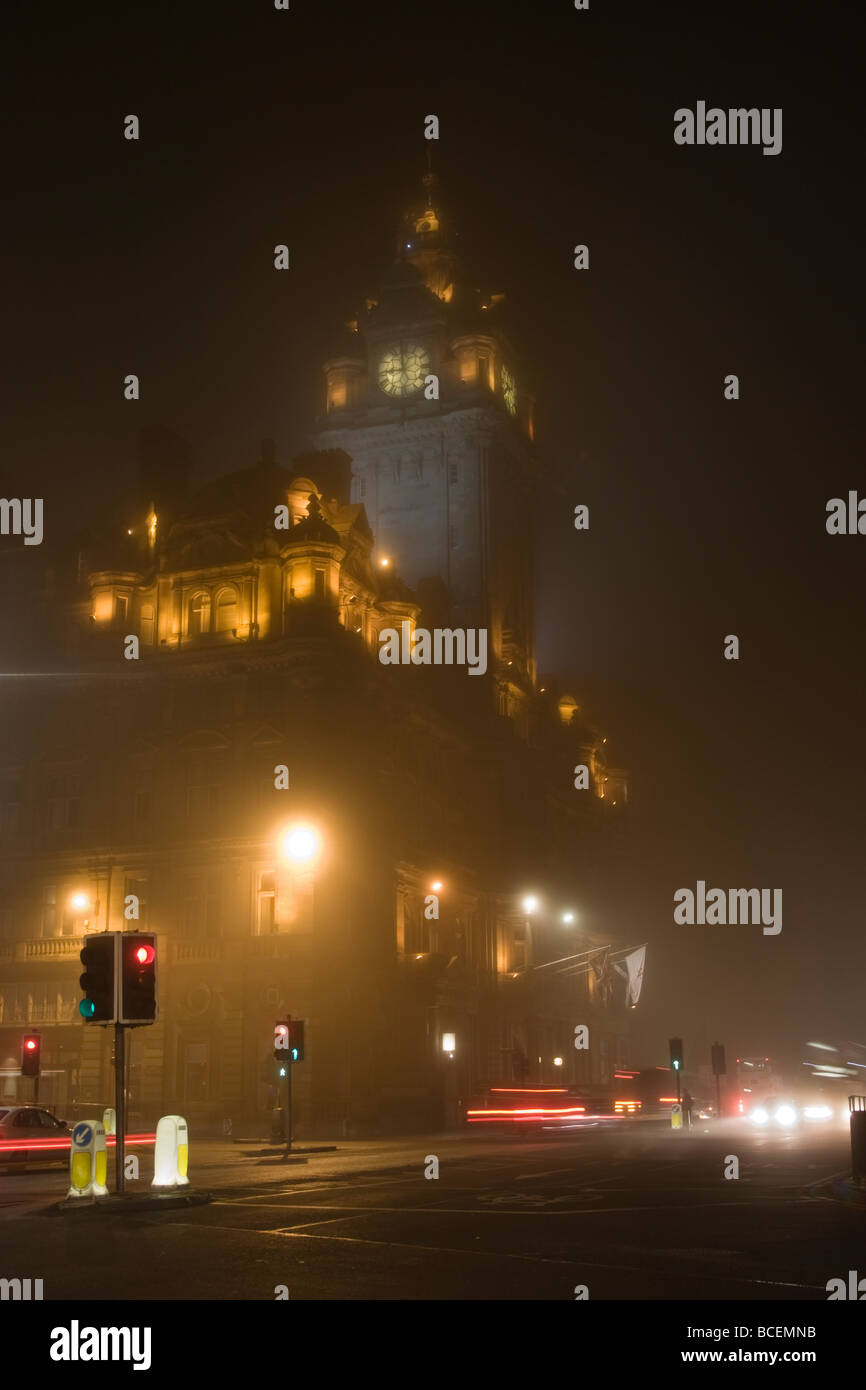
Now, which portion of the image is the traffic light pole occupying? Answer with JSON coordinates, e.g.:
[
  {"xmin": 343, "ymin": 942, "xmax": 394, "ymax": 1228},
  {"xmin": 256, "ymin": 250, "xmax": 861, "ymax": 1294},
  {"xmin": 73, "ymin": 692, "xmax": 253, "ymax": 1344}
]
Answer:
[
  {"xmin": 115, "ymin": 1022, "xmax": 126, "ymax": 1195},
  {"xmin": 284, "ymin": 1056, "xmax": 293, "ymax": 1152}
]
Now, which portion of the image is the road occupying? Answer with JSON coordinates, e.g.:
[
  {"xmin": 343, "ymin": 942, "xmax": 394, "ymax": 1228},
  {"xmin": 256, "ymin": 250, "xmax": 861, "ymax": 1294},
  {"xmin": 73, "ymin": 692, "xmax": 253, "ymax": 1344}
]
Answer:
[{"xmin": 1, "ymin": 1119, "xmax": 862, "ymax": 1300}]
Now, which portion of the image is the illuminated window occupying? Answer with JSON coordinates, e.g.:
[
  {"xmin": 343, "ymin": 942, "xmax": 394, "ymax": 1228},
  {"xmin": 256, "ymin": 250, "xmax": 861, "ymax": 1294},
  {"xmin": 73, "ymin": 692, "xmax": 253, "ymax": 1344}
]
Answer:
[
  {"xmin": 115, "ymin": 594, "xmax": 128, "ymax": 622},
  {"xmin": 215, "ymin": 587, "xmax": 238, "ymax": 632},
  {"xmin": 314, "ymin": 569, "xmax": 326, "ymax": 602},
  {"xmin": 257, "ymin": 870, "xmax": 276, "ymax": 935},
  {"xmin": 140, "ymin": 603, "xmax": 155, "ymax": 644},
  {"xmin": 188, "ymin": 592, "xmax": 211, "ymax": 635}
]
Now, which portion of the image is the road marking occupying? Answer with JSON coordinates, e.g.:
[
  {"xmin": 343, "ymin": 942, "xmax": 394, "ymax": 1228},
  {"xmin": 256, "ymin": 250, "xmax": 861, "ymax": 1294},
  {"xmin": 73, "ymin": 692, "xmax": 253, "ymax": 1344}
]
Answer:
[
  {"xmin": 212, "ymin": 1196, "xmax": 814, "ymax": 1218},
  {"xmin": 171, "ymin": 1220, "xmax": 827, "ymax": 1291}
]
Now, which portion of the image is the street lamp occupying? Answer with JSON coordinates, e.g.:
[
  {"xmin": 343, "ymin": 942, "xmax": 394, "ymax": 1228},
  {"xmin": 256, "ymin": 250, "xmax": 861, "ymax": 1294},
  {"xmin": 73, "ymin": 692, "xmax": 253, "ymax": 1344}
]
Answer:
[
  {"xmin": 430, "ymin": 879, "xmax": 443, "ymax": 892},
  {"xmin": 521, "ymin": 894, "xmax": 539, "ymax": 914},
  {"xmin": 279, "ymin": 823, "xmax": 321, "ymax": 865},
  {"xmin": 561, "ymin": 911, "xmax": 576, "ymax": 925}
]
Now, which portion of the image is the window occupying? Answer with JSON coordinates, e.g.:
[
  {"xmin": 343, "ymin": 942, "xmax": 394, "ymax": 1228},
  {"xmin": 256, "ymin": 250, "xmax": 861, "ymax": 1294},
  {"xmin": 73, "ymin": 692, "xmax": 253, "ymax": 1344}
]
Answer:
[
  {"xmin": 182, "ymin": 1043, "xmax": 209, "ymax": 1102},
  {"xmin": 140, "ymin": 603, "xmax": 155, "ymax": 644},
  {"xmin": 185, "ymin": 758, "xmax": 221, "ymax": 820},
  {"xmin": 124, "ymin": 874, "xmax": 149, "ymax": 927},
  {"xmin": 188, "ymin": 592, "xmax": 211, "ymax": 635},
  {"xmin": 215, "ymin": 587, "xmax": 238, "ymax": 632},
  {"xmin": 115, "ymin": 594, "xmax": 128, "ymax": 622},
  {"xmin": 314, "ymin": 568, "xmax": 326, "ymax": 602},
  {"xmin": 133, "ymin": 788, "xmax": 151, "ymax": 825},
  {"xmin": 359, "ymin": 476, "xmax": 366, "ymax": 499},
  {"xmin": 46, "ymin": 773, "xmax": 80, "ymax": 831},
  {"xmin": 512, "ymin": 922, "xmax": 527, "ymax": 971},
  {"xmin": 448, "ymin": 461, "xmax": 458, "ymax": 485},
  {"xmin": 3, "ymin": 779, "xmax": 21, "ymax": 833},
  {"xmin": 41, "ymin": 884, "xmax": 57, "ymax": 937},
  {"xmin": 257, "ymin": 870, "xmax": 276, "ymax": 934}
]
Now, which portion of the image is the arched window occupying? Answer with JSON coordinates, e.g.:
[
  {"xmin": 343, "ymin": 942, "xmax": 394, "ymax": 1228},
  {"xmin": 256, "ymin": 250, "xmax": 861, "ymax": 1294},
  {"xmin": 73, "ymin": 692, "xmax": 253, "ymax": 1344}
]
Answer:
[
  {"xmin": 188, "ymin": 592, "xmax": 211, "ymax": 636},
  {"xmin": 215, "ymin": 587, "xmax": 238, "ymax": 632}
]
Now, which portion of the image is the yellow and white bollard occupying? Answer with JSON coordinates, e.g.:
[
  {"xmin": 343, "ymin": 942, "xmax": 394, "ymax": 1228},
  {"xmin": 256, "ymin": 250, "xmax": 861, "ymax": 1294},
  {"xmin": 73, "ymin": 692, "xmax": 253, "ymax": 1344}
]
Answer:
[
  {"xmin": 152, "ymin": 1115, "xmax": 190, "ymax": 1188},
  {"xmin": 67, "ymin": 1121, "xmax": 109, "ymax": 1198},
  {"xmin": 671, "ymin": 1104, "xmax": 683, "ymax": 1130}
]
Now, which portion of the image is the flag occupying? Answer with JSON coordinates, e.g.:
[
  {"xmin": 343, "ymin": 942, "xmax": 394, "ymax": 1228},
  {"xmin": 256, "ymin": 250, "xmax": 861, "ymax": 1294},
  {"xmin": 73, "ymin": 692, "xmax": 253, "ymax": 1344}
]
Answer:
[{"xmin": 621, "ymin": 945, "xmax": 646, "ymax": 1007}]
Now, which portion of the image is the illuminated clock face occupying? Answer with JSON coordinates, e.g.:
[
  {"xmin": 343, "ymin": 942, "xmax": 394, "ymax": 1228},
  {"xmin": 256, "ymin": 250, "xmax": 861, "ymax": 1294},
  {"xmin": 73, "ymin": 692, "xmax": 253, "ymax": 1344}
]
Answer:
[
  {"xmin": 378, "ymin": 344, "xmax": 430, "ymax": 397},
  {"xmin": 501, "ymin": 365, "xmax": 517, "ymax": 416}
]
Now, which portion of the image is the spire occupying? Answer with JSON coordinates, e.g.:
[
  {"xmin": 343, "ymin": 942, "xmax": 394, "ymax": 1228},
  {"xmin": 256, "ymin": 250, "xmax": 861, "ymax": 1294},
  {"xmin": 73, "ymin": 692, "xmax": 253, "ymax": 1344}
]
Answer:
[{"xmin": 399, "ymin": 153, "xmax": 460, "ymax": 304}]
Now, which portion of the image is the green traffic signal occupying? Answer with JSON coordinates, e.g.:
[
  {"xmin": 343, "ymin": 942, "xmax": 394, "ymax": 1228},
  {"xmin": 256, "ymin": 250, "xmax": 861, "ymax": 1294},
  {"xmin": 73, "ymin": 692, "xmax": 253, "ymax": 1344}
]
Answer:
[{"xmin": 79, "ymin": 999, "xmax": 96, "ymax": 1018}]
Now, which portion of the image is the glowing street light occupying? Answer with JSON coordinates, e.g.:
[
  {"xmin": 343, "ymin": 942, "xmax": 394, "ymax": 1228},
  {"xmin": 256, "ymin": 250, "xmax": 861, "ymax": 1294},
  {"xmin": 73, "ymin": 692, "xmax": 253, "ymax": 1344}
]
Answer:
[
  {"xmin": 561, "ymin": 911, "xmax": 575, "ymax": 925},
  {"xmin": 280, "ymin": 823, "xmax": 321, "ymax": 865},
  {"xmin": 430, "ymin": 879, "xmax": 443, "ymax": 892},
  {"xmin": 521, "ymin": 894, "xmax": 539, "ymax": 914},
  {"xmin": 70, "ymin": 892, "xmax": 90, "ymax": 912}
]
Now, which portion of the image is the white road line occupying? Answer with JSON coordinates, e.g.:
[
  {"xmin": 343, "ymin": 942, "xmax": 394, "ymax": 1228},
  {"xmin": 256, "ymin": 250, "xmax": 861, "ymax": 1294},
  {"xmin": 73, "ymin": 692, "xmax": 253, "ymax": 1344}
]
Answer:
[
  {"xmin": 172, "ymin": 1220, "xmax": 827, "ymax": 1290},
  {"xmin": 212, "ymin": 1196, "xmax": 812, "ymax": 1218}
]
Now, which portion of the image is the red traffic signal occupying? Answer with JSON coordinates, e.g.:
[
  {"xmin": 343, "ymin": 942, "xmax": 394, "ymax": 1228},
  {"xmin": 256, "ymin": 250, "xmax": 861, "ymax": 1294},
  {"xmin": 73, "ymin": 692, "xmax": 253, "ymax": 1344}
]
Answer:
[
  {"xmin": 21, "ymin": 1033, "xmax": 41, "ymax": 1077},
  {"xmin": 119, "ymin": 933, "xmax": 158, "ymax": 1025},
  {"xmin": 274, "ymin": 1021, "xmax": 290, "ymax": 1056}
]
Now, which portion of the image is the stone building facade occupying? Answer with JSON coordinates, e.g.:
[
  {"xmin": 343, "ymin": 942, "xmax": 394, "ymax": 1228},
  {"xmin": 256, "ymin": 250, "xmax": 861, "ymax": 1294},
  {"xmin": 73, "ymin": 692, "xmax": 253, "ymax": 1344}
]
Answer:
[{"xmin": 0, "ymin": 174, "xmax": 631, "ymax": 1136}]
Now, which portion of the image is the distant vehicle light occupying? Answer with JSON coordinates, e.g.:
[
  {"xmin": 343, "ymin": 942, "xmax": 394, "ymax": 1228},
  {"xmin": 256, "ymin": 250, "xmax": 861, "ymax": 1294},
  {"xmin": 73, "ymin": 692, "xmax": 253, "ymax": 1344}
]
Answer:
[
  {"xmin": 774, "ymin": 1104, "xmax": 797, "ymax": 1127},
  {"xmin": 750, "ymin": 1107, "xmax": 769, "ymax": 1125},
  {"xmin": 803, "ymin": 1105, "xmax": 832, "ymax": 1120}
]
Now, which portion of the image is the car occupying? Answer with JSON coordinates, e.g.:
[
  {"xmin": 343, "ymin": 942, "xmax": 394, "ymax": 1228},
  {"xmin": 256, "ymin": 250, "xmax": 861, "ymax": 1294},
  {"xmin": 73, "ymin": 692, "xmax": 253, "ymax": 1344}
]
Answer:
[
  {"xmin": 746, "ymin": 1096, "xmax": 834, "ymax": 1129},
  {"xmin": 0, "ymin": 1105, "xmax": 71, "ymax": 1168}
]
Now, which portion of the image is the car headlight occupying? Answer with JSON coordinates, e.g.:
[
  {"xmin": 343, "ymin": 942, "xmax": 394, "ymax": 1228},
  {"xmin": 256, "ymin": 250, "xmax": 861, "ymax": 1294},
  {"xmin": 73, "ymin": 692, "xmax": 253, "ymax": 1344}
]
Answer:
[
  {"xmin": 750, "ymin": 1107, "xmax": 769, "ymax": 1125},
  {"xmin": 803, "ymin": 1105, "xmax": 832, "ymax": 1120},
  {"xmin": 774, "ymin": 1104, "xmax": 797, "ymax": 1126}
]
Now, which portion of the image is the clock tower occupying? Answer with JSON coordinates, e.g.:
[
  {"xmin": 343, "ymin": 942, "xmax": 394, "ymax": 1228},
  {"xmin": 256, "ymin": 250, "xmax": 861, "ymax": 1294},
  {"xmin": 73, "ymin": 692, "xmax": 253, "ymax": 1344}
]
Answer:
[{"xmin": 316, "ymin": 169, "xmax": 538, "ymax": 724}]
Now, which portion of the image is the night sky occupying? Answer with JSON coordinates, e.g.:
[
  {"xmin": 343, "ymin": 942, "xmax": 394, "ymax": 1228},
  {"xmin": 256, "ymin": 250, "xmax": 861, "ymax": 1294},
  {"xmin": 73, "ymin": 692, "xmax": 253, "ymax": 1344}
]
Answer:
[{"xmin": 4, "ymin": 1, "xmax": 861, "ymax": 1070}]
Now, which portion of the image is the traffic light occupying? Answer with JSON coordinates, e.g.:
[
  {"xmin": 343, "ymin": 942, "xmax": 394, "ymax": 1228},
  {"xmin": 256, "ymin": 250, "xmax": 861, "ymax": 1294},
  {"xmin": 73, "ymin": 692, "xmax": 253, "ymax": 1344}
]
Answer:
[
  {"xmin": 79, "ymin": 933, "xmax": 117, "ymax": 1022},
  {"xmin": 21, "ymin": 1033, "xmax": 41, "ymax": 1078},
  {"xmin": 711, "ymin": 1042, "xmax": 726, "ymax": 1076},
  {"xmin": 119, "ymin": 934, "xmax": 157, "ymax": 1025},
  {"xmin": 288, "ymin": 1019, "xmax": 305, "ymax": 1063},
  {"xmin": 669, "ymin": 1036, "xmax": 684, "ymax": 1071},
  {"xmin": 274, "ymin": 1019, "xmax": 304, "ymax": 1062}
]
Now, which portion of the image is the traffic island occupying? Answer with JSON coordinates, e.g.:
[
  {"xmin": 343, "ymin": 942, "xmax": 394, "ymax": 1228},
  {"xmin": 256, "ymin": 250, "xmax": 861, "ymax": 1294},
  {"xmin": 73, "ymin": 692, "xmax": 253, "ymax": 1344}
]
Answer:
[{"xmin": 51, "ymin": 1189, "xmax": 213, "ymax": 1216}]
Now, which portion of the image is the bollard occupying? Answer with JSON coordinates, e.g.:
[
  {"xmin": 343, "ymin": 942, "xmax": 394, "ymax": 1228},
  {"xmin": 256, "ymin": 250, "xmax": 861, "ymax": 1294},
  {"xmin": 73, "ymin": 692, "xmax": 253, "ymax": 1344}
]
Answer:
[
  {"xmin": 152, "ymin": 1114, "xmax": 190, "ymax": 1188},
  {"xmin": 102, "ymin": 1107, "xmax": 116, "ymax": 1136},
  {"xmin": 850, "ymin": 1096, "xmax": 866, "ymax": 1181},
  {"xmin": 670, "ymin": 1104, "xmax": 683, "ymax": 1130},
  {"xmin": 67, "ymin": 1121, "xmax": 109, "ymax": 1199}
]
